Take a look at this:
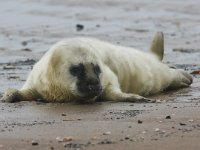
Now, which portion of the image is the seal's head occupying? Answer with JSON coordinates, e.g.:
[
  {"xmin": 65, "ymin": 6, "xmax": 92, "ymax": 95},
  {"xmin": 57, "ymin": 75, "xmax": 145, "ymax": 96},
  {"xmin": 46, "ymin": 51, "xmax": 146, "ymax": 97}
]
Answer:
[
  {"xmin": 49, "ymin": 43, "xmax": 103, "ymax": 101},
  {"xmin": 69, "ymin": 62, "xmax": 102, "ymax": 99}
]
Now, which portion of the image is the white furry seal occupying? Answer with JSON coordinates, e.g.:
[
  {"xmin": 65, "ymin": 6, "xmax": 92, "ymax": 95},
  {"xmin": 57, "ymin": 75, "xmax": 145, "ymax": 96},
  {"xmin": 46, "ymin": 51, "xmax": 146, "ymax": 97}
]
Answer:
[{"xmin": 2, "ymin": 32, "xmax": 192, "ymax": 103}]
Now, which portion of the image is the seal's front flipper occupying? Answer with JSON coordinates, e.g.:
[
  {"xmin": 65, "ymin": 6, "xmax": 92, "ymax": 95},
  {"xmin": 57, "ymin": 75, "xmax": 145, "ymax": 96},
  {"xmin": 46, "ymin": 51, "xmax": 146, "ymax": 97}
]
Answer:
[
  {"xmin": 150, "ymin": 32, "xmax": 164, "ymax": 61},
  {"xmin": 1, "ymin": 88, "xmax": 22, "ymax": 103},
  {"xmin": 1, "ymin": 88, "xmax": 41, "ymax": 103}
]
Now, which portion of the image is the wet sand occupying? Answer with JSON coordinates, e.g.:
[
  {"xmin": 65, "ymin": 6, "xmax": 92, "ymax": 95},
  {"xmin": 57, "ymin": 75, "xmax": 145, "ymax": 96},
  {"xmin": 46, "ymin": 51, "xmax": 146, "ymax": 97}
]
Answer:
[{"xmin": 0, "ymin": 0, "xmax": 200, "ymax": 149}]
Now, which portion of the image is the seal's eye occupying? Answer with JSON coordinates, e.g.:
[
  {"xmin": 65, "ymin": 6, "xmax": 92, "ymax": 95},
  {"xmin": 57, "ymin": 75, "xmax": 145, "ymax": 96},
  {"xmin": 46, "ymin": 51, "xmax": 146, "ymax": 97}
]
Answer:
[
  {"xmin": 94, "ymin": 65, "xmax": 101, "ymax": 75},
  {"xmin": 70, "ymin": 64, "xmax": 84, "ymax": 76}
]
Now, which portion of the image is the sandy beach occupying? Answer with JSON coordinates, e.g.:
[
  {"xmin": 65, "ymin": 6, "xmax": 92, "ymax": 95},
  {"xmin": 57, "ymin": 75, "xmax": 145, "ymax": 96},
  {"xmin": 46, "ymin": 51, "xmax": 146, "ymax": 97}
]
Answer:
[{"xmin": 0, "ymin": 0, "xmax": 200, "ymax": 149}]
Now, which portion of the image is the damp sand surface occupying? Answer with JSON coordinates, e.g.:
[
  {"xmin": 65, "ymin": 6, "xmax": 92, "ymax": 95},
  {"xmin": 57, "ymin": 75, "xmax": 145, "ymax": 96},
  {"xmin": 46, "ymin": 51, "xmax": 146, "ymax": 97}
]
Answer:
[{"xmin": 0, "ymin": 0, "xmax": 200, "ymax": 149}]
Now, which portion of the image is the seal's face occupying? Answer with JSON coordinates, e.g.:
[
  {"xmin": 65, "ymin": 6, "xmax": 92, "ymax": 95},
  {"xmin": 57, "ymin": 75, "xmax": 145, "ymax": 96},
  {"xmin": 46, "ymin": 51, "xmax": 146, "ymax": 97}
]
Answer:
[{"xmin": 69, "ymin": 62, "xmax": 102, "ymax": 99}]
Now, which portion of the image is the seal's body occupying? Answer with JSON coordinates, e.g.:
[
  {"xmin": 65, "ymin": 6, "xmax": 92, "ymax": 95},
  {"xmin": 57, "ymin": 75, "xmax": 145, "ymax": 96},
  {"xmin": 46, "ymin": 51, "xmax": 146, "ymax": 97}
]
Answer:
[{"xmin": 2, "ymin": 33, "xmax": 192, "ymax": 103}]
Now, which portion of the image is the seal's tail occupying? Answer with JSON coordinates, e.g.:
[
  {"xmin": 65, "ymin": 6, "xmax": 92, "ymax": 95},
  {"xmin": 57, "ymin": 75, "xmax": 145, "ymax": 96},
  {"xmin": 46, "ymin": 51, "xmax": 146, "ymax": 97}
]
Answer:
[{"xmin": 150, "ymin": 32, "xmax": 164, "ymax": 61}]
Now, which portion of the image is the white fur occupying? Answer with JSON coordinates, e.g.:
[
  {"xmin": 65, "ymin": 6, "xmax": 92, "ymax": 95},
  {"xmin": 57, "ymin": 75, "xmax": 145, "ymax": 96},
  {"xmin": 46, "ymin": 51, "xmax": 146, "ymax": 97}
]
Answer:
[{"xmin": 17, "ymin": 37, "xmax": 192, "ymax": 102}]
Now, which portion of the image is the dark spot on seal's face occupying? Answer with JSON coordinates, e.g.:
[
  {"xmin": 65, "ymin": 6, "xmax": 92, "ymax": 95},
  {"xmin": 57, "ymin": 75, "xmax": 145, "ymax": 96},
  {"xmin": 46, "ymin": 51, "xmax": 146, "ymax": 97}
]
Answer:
[
  {"xmin": 70, "ymin": 63, "xmax": 102, "ymax": 99},
  {"xmin": 93, "ymin": 64, "xmax": 101, "ymax": 75},
  {"xmin": 70, "ymin": 63, "xmax": 85, "ymax": 77}
]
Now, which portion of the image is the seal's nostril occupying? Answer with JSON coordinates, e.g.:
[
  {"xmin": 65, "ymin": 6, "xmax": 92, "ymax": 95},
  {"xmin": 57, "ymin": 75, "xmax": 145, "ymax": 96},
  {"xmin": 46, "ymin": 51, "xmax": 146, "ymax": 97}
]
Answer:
[
  {"xmin": 87, "ymin": 84, "xmax": 102, "ymax": 92},
  {"xmin": 88, "ymin": 85, "xmax": 93, "ymax": 91}
]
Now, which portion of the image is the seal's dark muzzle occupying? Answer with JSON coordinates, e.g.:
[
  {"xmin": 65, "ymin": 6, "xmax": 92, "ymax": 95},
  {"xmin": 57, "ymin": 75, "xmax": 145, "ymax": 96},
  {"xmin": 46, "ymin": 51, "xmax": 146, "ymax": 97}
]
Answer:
[{"xmin": 77, "ymin": 78, "xmax": 102, "ymax": 98}]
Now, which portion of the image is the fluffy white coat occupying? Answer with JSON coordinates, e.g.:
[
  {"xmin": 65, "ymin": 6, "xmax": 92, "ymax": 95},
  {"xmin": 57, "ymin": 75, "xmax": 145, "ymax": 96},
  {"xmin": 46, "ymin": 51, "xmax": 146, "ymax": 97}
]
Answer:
[{"xmin": 2, "ymin": 35, "xmax": 192, "ymax": 103}]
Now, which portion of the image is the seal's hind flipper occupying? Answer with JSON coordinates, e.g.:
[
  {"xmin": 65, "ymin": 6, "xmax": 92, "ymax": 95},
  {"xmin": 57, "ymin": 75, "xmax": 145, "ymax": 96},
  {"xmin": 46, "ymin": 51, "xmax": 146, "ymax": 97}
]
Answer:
[{"xmin": 150, "ymin": 32, "xmax": 164, "ymax": 61}]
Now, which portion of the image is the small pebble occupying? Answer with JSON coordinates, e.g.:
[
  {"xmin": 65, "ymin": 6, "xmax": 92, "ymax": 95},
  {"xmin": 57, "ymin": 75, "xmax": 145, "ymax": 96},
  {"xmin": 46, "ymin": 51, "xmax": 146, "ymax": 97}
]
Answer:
[
  {"xmin": 138, "ymin": 120, "xmax": 143, "ymax": 124},
  {"xmin": 0, "ymin": 145, "xmax": 3, "ymax": 148},
  {"xmin": 142, "ymin": 131, "xmax": 146, "ymax": 134},
  {"xmin": 180, "ymin": 122, "xmax": 187, "ymax": 126},
  {"xmin": 50, "ymin": 146, "xmax": 54, "ymax": 150},
  {"xmin": 56, "ymin": 137, "xmax": 63, "ymax": 142},
  {"xmin": 31, "ymin": 141, "xmax": 38, "ymax": 146},
  {"xmin": 129, "ymin": 139, "xmax": 134, "ymax": 142},
  {"xmin": 155, "ymin": 128, "xmax": 160, "ymax": 132},
  {"xmin": 156, "ymin": 100, "xmax": 162, "ymax": 103},
  {"xmin": 76, "ymin": 24, "xmax": 84, "ymax": 31},
  {"xmin": 125, "ymin": 135, "xmax": 130, "ymax": 140},
  {"xmin": 21, "ymin": 41, "xmax": 28, "ymax": 46},
  {"xmin": 161, "ymin": 130, "xmax": 166, "ymax": 133},
  {"xmin": 61, "ymin": 113, "xmax": 66, "ymax": 116},
  {"xmin": 165, "ymin": 115, "xmax": 171, "ymax": 119},
  {"xmin": 91, "ymin": 136, "xmax": 98, "ymax": 140},
  {"xmin": 103, "ymin": 131, "xmax": 111, "ymax": 135},
  {"xmin": 63, "ymin": 136, "xmax": 73, "ymax": 142},
  {"xmin": 121, "ymin": 111, "xmax": 125, "ymax": 114},
  {"xmin": 188, "ymin": 119, "xmax": 194, "ymax": 122}
]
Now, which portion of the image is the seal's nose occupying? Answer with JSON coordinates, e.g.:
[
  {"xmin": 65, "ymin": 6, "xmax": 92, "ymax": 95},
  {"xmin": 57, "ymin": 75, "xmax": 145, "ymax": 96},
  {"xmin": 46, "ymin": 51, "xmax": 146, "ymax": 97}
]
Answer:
[
  {"xmin": 87, "ymin": 79, "xmax": 102, "ymax": 94},
  {"xmin": 88, "ymin": 84, "xmax": 102, "ymax": 93},
  {"xmin": 77, "ymin": 77, "xmax": 102, "ymax": 99}
]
